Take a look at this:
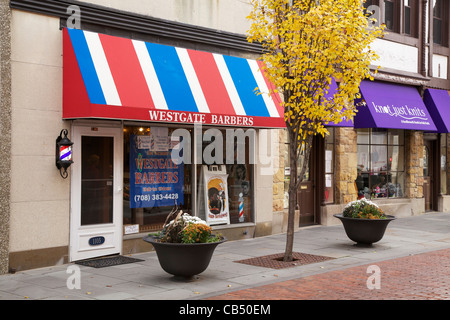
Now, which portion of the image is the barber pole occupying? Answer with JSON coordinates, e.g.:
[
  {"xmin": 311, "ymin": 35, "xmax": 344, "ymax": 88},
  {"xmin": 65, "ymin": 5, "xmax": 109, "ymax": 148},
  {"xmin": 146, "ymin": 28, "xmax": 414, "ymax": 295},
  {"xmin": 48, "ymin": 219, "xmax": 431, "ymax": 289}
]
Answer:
[
  {"xmin": 239, "ymin": 193, "xmax": 244, "ymax": 222},
  {"xmin": 55, "ymin": 129, "xmax": 73, "ymax": 179},
  {"xmin": 60, "ymin": 145, "xmax": 72, "ymax": 161}
]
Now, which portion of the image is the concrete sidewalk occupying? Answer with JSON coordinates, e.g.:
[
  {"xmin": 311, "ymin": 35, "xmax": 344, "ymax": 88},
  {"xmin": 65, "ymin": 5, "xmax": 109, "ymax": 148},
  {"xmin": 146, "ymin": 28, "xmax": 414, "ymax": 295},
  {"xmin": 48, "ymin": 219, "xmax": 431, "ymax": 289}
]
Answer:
[{"xmin": 0, "ymin": 212, "xmax": 449, "ymax": 300}]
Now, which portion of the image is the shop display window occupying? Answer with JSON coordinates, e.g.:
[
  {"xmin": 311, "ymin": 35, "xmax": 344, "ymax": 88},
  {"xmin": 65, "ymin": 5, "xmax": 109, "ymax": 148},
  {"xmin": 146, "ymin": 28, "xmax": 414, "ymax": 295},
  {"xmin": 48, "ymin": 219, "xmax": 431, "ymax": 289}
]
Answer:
[
  {"xmin": 196, "ymin": 128, "xmax": 254, "ymax": 225},
  {"xmin": 123, "ymin": 126, "xmax": 192, "ymax": 232},
  {"xmin": 356, "ymin": 129, "xmax": 405, "ymax": 199},
  {"xmin": 123, "ymin": 125, "xmax": 254, "ymax": 233}
]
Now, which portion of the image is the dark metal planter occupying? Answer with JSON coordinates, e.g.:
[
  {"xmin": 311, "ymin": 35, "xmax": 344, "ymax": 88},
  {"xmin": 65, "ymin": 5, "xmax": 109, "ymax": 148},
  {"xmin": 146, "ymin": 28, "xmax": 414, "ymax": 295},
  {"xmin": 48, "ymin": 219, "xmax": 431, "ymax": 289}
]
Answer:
[
  {"xmin": 143, "ymin": 235, "xmax": 226, "ymax": 277},
  {"xmin": 333, "ymin": 214, "xmax": 396, "ymax": 245}
]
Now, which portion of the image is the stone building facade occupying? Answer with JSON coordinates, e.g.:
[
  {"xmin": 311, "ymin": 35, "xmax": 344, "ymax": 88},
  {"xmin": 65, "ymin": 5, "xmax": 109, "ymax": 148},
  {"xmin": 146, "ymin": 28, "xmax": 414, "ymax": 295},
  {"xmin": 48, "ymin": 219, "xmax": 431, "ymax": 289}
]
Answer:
[{"xmin": 335, "ymin": 128, "xmax": 359, "ymax": 205}]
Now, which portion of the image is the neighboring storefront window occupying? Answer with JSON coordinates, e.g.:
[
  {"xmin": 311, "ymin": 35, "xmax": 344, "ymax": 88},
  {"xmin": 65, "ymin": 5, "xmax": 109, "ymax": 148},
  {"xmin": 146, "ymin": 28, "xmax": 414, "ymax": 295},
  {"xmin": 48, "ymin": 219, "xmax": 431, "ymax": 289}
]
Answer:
[
  {"xmin": 324, "ymin": 128, "xmax": 335, "ymax": 204},
  {"xmin": 356, "ymin": 128, "xmax": 405, "ymax": 199},
  {"xmin": 441, "ymin": 133, "xmax": 447, "ymax": 195}
]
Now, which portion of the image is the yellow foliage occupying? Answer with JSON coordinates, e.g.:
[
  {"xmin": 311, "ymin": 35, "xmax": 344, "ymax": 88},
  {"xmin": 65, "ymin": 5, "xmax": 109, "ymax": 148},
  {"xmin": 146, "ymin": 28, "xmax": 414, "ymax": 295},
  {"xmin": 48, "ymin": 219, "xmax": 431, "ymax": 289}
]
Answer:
[{"xmin": 247, "ymin": 0, "xmax": 385, "ymax": 141}]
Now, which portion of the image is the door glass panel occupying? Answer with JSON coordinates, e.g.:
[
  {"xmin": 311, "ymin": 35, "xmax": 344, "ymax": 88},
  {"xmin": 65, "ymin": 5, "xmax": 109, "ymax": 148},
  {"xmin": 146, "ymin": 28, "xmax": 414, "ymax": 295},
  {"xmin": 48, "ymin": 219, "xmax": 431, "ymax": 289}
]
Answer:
[
  {"xmin": 299, "ymin": 143, "xmax": 310, "ymax": 181},
  {"xmin": 423, "ymin": 146, "xmax": 429, "ymax": 177},
  {"xmin": 81, "ymin": 136, "xmax": 114, "ymax": 225}
]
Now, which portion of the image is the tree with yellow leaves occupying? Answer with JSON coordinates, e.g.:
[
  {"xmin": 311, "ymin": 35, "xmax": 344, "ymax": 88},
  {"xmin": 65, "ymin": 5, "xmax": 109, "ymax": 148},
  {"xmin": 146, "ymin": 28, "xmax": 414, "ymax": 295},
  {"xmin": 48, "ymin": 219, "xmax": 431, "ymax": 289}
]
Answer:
[{"xmin": 247, "ymin": 0, "xmax": 385, "ymax": 261}]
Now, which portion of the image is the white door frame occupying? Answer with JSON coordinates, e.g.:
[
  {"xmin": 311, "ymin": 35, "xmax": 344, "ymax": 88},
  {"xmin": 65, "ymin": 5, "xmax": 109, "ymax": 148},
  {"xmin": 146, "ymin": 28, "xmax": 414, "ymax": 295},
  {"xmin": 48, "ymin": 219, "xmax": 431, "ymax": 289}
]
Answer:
[{"xmin": 69, "ymin": 124, "xmax": 123, "ymax": 262}]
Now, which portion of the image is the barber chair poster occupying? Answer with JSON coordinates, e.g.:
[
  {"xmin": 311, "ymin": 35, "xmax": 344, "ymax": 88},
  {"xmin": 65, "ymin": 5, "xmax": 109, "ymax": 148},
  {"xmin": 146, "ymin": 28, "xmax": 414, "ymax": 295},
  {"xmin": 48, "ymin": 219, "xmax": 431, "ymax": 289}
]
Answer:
[{"xmin": 203, "ymin": 166, "xmax": 230, "ymax": 225}]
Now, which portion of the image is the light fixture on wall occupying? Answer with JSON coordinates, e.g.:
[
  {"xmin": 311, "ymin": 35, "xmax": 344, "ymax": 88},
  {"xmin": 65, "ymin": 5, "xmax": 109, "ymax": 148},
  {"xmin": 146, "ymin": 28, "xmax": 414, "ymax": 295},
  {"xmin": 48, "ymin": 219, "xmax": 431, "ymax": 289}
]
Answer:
[{"xmin": 56, "ymin": 129, "xmax": 73, "ymax": 179}]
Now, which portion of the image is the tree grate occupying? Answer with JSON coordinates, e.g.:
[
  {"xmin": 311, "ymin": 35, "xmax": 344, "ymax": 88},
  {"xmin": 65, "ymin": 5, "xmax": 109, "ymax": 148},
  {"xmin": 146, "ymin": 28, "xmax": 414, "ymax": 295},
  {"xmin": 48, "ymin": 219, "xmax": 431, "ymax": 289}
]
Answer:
[{"xmin": 234, "ymin": 252, "xmax": 334, "ymax": 269}]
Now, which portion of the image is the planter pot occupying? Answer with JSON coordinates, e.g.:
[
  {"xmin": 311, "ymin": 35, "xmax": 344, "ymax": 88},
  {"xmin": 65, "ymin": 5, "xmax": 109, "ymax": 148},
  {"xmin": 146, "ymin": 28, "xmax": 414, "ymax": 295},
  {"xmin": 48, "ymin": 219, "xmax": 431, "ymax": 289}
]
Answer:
[
  {"xmin": 333, "ymin": 214, "xmax": 396, "ymax": 245},
  {"xmin": 143, "ymin": 235, "xmax": 226, "ymax": 277}
]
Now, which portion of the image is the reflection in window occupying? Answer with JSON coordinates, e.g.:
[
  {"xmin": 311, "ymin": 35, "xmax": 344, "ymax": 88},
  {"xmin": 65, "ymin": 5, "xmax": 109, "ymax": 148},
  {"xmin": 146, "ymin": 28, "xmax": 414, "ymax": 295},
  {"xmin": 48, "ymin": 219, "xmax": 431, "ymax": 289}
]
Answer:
[
  {"xmin": 433, "ymin": 0, "xmax": 448, "ymax": 46},
  {"xmin": 284, "ymin": 142, "xmax": 289, "ymax": 209},
  {"xmin": 123, "ymin": 126, "xmax": 192, "ymax": 233},
  {"xmin": 440, "ymin": 134, "xmax": 447, "ymax": 195},
  {"xmin": 123, "ymin": 125, "xmax": 256, "ymax": 232},
  {"xmin": 356, "ymin": 129, "xmax": 405, "ymax": 199},
  {"xmin": 81, "ymin": 136, "xmax": 114, "ymax": 225},
  {"xmin": 423, "ymin": 145, "xmax": 429, "ymax": 177},
  {"xmin": 371, "ymin": 145, "xmax": 388, "ymax": 172},
  {"xmin": 384, "ymin": 0, "xmax": 395, "ymax": 30},
  {"xmin": 404, "ymin": 0, "xmax": 418, "ymax": 37},
  {"xmin": 324, "ymin": 128, "xmax": 335, "ymax": 204},
  {"xmin": 196, "ymin": 128, "xmax": 254, "ymax": 224},
  {"xmin": 404, "ymin": 0, "xmax": 411, "ymax": 34},
  {"xmin": 434, "ymin": 0, "xmax": 443, "ymax": 44}
]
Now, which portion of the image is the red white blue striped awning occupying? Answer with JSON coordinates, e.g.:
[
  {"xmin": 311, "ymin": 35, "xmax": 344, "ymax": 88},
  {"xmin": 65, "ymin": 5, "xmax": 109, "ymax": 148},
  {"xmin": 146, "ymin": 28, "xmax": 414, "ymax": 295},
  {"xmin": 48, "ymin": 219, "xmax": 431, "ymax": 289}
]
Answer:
[{"xmin": 63, "ymin": 28, "xmax": 285, "ymax": 128}]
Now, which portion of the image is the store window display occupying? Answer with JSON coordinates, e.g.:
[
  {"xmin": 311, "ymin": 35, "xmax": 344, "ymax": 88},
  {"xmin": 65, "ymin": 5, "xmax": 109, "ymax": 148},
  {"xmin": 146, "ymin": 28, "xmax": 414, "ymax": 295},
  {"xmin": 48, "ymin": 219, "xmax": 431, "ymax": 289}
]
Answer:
[
  {"xmin": 197, "ymin": 128, "xmax": 254, "ymax": 225},
  {"xmin": 123, "ymin": 126, "xmax": 192, "ymax": 232},
  {"xmin": 123, "ymin": 125, "xmax": 255, "ymax": 233},
  {"xmin": 356, "ymin": 129, "xmax": 405, "ymax": 199}
]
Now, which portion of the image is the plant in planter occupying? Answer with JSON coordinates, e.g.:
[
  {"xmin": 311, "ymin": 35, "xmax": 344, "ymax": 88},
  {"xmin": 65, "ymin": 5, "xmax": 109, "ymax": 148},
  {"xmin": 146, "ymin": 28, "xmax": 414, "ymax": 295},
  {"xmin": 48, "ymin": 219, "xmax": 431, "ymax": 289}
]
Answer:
[
  {"xmin": 143, "ymin": 207, "xmax": 226, "ymax": 278},
  {"xmin": 342, "ymin": 198, "xmax": 387, "ymax": 220},
  {"xmin": 334, "ymin": 199, "xmax": 396, "ymax": 245}
]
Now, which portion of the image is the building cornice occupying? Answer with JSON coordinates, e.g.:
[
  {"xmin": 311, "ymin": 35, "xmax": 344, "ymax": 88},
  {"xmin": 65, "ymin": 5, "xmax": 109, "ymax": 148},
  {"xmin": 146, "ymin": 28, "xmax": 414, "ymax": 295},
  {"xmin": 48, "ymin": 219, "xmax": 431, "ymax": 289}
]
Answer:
[{"xmin": 10, "ymin": 0, "xmax": 263, "ymax": 54}]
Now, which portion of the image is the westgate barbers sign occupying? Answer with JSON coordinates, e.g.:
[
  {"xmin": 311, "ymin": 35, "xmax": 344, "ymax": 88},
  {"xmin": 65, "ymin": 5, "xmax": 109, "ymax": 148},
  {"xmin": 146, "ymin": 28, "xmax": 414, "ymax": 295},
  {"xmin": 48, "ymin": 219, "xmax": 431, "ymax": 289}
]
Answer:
[
  {"xmin": 63, "ymin": 28, "xmax": 286, "ymax": 129},
  {"xmin": 149, "ymin": 110, "xmax": 256, "ymax": 127}
]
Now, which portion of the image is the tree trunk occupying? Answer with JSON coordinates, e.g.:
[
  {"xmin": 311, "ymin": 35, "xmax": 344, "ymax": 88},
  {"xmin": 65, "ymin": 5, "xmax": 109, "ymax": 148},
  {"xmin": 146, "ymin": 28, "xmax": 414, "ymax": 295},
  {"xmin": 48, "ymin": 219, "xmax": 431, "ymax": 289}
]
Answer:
[
  {"xmin": 283, "ymin": 132, "xmax": 313, "ymax": 262},
  {"xmin": 283, "ymin": 141, "xmax": 298, "ymax": 261}
]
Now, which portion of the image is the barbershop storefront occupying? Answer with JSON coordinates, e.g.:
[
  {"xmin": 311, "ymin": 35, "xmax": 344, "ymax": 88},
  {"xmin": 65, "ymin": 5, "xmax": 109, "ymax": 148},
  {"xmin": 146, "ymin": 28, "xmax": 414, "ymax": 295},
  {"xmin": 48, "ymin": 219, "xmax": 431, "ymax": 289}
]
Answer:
[{"xmin": 63, "ymin": 28, "xmax": 285, "ymax": 262}]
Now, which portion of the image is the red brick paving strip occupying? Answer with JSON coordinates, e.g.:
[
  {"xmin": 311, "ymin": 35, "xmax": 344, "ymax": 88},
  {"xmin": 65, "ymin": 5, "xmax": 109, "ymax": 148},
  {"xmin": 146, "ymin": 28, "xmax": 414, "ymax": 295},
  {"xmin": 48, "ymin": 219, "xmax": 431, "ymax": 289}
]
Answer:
[{"xmin": 207, "ymin": 248, "xmax": 450, "ymax": 300}]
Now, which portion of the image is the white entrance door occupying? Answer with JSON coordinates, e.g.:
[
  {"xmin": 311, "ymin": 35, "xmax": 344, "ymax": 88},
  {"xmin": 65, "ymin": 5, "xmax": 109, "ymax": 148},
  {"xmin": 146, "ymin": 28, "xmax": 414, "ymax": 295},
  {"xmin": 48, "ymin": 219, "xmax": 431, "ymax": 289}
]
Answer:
[{"xmin": 70, "ymin": 125, "xmax": 123, "ymax": 261}]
